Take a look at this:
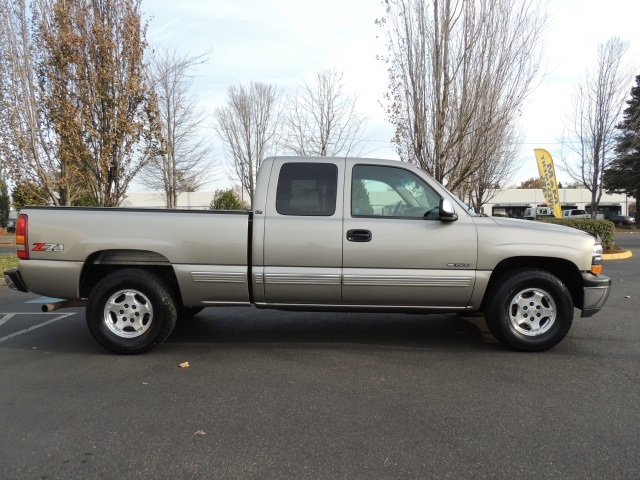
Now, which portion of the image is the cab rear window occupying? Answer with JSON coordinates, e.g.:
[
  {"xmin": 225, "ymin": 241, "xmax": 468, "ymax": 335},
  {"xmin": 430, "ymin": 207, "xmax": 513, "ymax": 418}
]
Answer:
[{"xmin": 275, "ymin": 163, "xmax": 338, "ymax": 216}]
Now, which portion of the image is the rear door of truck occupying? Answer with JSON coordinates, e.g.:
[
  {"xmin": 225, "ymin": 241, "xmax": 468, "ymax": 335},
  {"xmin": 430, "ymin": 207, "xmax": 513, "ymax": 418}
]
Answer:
[{"xmin": 258, "ymin": 157, "xmax": 345, "ymax": 305}]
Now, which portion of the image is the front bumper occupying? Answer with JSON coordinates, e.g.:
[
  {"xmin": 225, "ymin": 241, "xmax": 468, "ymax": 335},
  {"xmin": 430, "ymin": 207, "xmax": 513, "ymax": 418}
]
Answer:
[
  {"xmin": 580, "ymin": 273, "xmax": 611, "ymax": 318},
  {"xmin": 3, "ymin": 268, "xmax": 29, "ymax": 293}
]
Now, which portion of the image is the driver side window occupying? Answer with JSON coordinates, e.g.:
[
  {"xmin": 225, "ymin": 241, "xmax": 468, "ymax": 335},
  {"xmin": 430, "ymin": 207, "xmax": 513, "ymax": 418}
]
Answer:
[{"xmin": 351, "ymin": 164, "xmax": 440, "ymax": 218}]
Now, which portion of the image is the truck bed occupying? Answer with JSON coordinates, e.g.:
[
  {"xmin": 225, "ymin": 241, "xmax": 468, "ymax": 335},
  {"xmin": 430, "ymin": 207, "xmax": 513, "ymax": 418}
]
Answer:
[{"xmin": 18, "ymin": 207, "xmax": 252, "ymax": 305}]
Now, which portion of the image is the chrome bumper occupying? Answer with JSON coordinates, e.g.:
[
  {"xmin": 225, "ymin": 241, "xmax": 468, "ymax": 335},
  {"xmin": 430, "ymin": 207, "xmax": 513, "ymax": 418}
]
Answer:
[{"xmin": 580, "ymin": 273, "xmax": 611, "ymax": 318}]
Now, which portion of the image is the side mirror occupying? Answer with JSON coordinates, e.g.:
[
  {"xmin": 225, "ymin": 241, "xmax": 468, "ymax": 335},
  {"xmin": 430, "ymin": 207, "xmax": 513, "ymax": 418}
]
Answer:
[{"xmin": 439, "ymin": 198, "xmax": 458, "ymax": 222}]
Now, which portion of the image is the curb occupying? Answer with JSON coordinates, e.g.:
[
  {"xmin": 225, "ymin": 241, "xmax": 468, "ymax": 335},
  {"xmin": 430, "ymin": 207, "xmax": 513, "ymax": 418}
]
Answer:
[
  {"xmin": 0, "ymin": 234, "xmax": 16, "ymax": 245},
  {"xmin": 603, "ymin": 250, "xmax": 633, "ymax": 260}
]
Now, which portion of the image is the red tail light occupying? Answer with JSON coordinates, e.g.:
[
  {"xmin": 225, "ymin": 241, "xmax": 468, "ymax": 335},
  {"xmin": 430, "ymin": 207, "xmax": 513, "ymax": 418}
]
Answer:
[{"xmin": 16, "ymin": 214, "xmax": 29, "ymax": 260}]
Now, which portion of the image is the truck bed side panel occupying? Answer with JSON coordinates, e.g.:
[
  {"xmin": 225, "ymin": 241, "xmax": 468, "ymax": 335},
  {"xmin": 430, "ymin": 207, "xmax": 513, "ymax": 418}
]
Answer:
[{"xmin": 19, "ymin": 208, "xmax": 251, "ymax": 303}]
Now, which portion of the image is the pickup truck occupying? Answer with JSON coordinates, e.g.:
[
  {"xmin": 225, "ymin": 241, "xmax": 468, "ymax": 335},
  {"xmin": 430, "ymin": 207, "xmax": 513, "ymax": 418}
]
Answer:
[
  {"xmin": 562, "ymin": 209, "xmax": 590, "ymax": 219},
  {"xmin": 523, "ymin": 205, "xmax": 555, "ymax": 220},
  {"xmin": 5, "ymin": 156, "xmax": 611, "ymax": 354}
]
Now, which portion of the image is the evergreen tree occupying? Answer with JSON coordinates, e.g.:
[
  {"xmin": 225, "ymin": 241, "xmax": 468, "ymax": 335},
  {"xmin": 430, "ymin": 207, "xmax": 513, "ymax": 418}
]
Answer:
[
  {"xmin": 210, "ymin": 189, "xmax": 246, "ymax": 211},
  {"xmin": 11, "ymin": 181, "xmax": 49, "ymax": 210},
  {"xmin": 604, "ymin": 74, "xmax": 640, "ymax": 221},
  {"xmin": 351, "ymin": 179, "xmax": 374, "ymax": 215},
  {"xmin": 0, "ymin": 178, "xmax": 10, "ymax": 228}
]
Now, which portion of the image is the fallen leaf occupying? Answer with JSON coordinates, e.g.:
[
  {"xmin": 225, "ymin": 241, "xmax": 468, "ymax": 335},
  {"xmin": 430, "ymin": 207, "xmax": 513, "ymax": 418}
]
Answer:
[
  {"xmin": 178, "ymin": 362, "xmax": 190, "ymax": 368},
  {"xmin": 194, "ymin": 430, "xmax": 206, "ymax": 436}
]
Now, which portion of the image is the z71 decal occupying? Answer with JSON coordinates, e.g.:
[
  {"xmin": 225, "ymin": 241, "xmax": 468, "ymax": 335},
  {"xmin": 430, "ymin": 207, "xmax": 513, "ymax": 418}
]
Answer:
[{"xmin": 32, "ymin": 243, "xmax": 64, "ymax": 252}]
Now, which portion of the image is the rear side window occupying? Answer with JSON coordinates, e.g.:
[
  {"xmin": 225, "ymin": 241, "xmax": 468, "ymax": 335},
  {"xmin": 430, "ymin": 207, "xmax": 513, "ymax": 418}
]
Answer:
[{"xmin": 276, "ymin": 163, "xmax": 338, "ymax": 216}]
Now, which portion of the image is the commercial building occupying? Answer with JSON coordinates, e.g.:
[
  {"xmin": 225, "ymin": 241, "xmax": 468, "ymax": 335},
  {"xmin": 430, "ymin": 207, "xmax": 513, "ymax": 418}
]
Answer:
[
  {"xmin": 121, "ymin": 188, "xmax": 635, "ymax": 220},
  {"xmin": 483, "ymin": 189, "xmax": 635, "ymax": 219}
]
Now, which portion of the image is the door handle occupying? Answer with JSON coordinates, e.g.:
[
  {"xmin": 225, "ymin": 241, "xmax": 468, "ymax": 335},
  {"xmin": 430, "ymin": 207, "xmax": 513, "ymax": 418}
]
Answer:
[{"xmin": 347, "ymin": 229, "xmax": 372, "ymax": 242}]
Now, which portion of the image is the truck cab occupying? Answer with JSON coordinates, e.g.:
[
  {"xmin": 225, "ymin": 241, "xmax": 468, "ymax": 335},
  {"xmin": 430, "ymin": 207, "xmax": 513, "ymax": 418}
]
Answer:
[{"xmin": 252, "ymin": 157, "xmax": 477, "ymax": 308}]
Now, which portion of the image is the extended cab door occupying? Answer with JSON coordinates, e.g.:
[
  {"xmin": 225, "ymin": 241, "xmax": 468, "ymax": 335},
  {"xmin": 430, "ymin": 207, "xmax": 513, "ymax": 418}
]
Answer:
[
  {"xmin": 259, "ymin": 158, "xmax": 344, "ymax": 305},
  {"xmin": 342, "ymin": 162, "xmax": 478, "ymax": 308}
]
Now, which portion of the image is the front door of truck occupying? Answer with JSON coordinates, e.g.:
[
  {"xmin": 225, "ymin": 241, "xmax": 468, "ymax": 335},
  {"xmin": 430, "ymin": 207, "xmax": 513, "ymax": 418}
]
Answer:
[
  {"xmin": 342, "ymin": 163, "xmax": 478, "ymax": 307},
  {"xmin": 261, "ymin": 159, "xmax": 344, "ymax": 305}
]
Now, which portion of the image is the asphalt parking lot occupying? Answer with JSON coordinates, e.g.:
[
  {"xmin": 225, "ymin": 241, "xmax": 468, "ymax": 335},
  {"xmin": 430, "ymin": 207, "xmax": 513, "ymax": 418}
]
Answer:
[{"xmin": 1, "ymin": 234, "xmax": 639, "ymax": 479}]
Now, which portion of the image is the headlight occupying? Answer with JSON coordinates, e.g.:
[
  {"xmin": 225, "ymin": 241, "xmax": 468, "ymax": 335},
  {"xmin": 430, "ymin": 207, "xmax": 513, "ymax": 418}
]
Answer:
[{"xmin": 591, "ymin": 238, "xmax": 603, "ymax": 275}]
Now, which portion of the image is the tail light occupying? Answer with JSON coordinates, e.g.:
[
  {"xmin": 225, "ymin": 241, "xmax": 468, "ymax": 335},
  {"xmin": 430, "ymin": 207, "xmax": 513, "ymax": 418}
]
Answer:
[{"xmin": 16, "ymin": 214, "xmax": 29, "ymax": 260}]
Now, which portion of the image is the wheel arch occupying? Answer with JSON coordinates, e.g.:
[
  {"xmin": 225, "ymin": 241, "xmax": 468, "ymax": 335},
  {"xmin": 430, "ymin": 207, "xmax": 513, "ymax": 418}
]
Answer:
[
  {"xmin": 480, "ymin": 256, "xmax": 583, "ymax": 311},
  {"xmin": 79, "ymin": 249, "xmax": 182, "ymax": 301}
]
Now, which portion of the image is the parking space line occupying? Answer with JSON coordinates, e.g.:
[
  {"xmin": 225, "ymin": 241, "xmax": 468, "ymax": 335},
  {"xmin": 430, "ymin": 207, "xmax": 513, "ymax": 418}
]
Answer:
[
  {"xmin": 0, "ymin": 313, "xmax": 16, "ymax": 328},
  {"xmin": 0, "ymin": 312, "xmax": 76, "ymax": 344},
  {"xmin": 25, "ymin": 297, "xmax": 64, "ymax": 304}
]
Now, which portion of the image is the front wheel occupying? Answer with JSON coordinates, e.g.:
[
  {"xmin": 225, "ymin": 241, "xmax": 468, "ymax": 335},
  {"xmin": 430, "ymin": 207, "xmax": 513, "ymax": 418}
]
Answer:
[
  {"xmin": 86, "ymin": 269, "xmax": 178, "ymax": 354},
  {"xmin": 484, "ymin": 269, "xmax": 574, "ymax": 351}
]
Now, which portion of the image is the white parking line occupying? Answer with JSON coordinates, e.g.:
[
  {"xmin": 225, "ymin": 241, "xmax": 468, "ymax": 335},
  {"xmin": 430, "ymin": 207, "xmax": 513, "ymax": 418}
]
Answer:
[
  {"xmin": 25, "ymin": 297, "xmax": 64, "ymax": 304},
  {"xmin": 0, "ymin": 312, "xmax": 76, "ymax": 344},
  {"xmin": 0, "ymin": 313, "xmax": 16, "ymax": 328}
]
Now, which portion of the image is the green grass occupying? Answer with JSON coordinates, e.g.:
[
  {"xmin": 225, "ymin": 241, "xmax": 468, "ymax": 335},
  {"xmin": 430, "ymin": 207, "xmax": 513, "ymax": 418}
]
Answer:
[{"xmin": 0, "ymin": 255, "xmax": 18, "ymax": 272}]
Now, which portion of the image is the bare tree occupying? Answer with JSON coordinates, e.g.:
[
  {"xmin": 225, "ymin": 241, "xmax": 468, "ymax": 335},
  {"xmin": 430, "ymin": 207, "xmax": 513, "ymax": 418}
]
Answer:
[
  {"xmin": 214, "ymin": 82, "xmax": 280, "ymax": 206},
  {"xmin": 142, "ymin": 46, "xmax": 214, "ymax": 208},
  {"xmin": 377, "ymin": 0, "xmax": 544, "ymax": 201},
  {"xmin": 463, "ymin": 125, "xmax": 520, "ymax": 212},
  {"xmin": 283, "ymin": 68, "xmax": 369, "ymax": 157},
  {"xmin": 0, "ymin": 0, "xmax": 64, "ymax": 205},
  {"xmin": 560, "ymin": 37, "xmax": 631, "ymax": 217}
]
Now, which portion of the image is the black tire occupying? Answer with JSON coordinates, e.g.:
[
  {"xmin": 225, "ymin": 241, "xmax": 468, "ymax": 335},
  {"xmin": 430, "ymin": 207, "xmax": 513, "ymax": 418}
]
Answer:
[
  {"xmin": 177, "ymin": 306, "xmax": 204, "ymax": 320},
  {"xmin": 86, "ymin": 269, "xmax": 177, "ymax": 354},
  {"xmin": 484, "ymin": 268, "xmax": 573, "ymax": 351}
]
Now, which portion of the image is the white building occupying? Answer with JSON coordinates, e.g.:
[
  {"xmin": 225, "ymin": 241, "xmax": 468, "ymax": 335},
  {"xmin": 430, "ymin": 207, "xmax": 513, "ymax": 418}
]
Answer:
[
  {"xmin": 122, "ymin": 188, "xmax": 635, "ymax": 220},
  {"xmin": 122, "ymin": 191, "xmax": 218, "ymax": 210},
  {"xmin": 483, "ymin": 189, "xmax": 635, "ymax": 219}
]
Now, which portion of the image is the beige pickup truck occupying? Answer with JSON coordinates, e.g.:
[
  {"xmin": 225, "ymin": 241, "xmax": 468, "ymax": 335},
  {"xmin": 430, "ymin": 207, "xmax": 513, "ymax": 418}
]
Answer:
[{"xmin": 5, "ymin": 157, "xmax": 611, "ymax": 354}]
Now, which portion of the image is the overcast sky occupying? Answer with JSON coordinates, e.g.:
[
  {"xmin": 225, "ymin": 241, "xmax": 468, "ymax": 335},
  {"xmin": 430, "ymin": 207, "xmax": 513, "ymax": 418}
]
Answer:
[{"xmin": 139, "ymin": 0, "xmax": 640, "ymax": 191}]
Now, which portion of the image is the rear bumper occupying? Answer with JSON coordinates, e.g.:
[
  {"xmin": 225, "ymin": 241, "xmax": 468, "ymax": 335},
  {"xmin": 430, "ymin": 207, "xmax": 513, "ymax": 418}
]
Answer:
[
  {"xmin": 580, "ymin": 273, "xmax": 611, "ymax": 318},
  {"xmin": 3, "ymin": 268, "xmax": 29, "ymax": 293}
]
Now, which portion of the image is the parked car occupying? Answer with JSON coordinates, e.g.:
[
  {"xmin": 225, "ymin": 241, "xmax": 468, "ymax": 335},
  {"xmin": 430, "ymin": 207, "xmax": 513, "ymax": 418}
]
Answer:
[
  {"xmin": 608, "ymin": 215, "xmax": 635, "ymax": 226},
  {"xmin": 523, "ymin": 206, "xmax": 555, "ymax": 220},
  {"xmin": 5, "ymin": 218, "xmax": 16, "ymax": 233},
  {"xmin": 563, "ymin": 209, "xmax": 589, "ymax": 219}
]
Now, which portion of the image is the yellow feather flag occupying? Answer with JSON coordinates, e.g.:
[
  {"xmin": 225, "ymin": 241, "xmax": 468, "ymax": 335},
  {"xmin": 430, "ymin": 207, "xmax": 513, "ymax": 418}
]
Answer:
[{"xmin": 534, "ymin": 149, "xmax": 562, "ymax": 218}]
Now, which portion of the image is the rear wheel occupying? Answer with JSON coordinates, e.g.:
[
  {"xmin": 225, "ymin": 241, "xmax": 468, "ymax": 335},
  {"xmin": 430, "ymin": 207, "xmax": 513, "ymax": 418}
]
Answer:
[
  {"xmin": 86, "ymin": 269, "xmax": 177, "ymax": 354},
  {"xmin": 484, "ymin": 268, "xmax": 573, "ymax": 351}
]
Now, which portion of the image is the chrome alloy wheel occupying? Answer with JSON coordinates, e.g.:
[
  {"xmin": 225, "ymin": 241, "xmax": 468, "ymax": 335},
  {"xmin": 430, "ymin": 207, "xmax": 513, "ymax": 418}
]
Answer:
[
  {"xmin": 103, "ymin": 289, "xmax": 153, "ymax": 338},
  {"xmin": 508, "ymin": 287, "xmax": 556, "ymax": 336}
]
